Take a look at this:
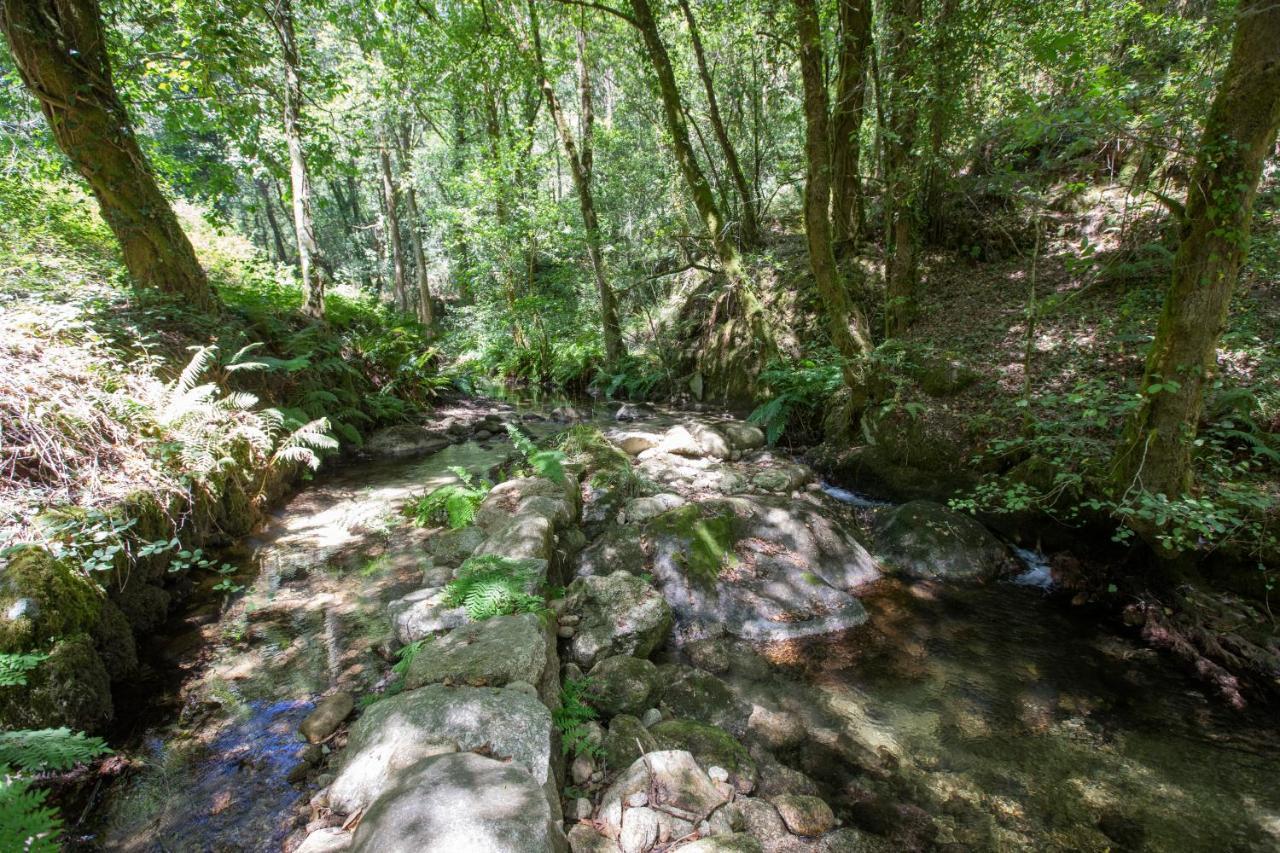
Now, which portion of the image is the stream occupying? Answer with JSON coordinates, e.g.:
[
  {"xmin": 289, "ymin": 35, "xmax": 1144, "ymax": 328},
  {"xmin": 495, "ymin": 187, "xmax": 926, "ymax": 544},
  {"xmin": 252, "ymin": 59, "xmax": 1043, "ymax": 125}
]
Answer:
[{"xmin": 80, "ymin": 400, "xmax": 1280, "ymax": 853}]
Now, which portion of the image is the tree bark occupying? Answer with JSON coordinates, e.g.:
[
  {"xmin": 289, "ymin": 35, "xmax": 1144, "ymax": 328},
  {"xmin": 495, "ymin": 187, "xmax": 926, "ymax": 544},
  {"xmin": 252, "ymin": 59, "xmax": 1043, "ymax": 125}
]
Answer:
[
  {"xmin": 1112, "ymin": 0, "xmax": 1280, "ymax": 512},
  {"xmin": 793, "ymin": 0, "xmax": 874, "ymax": 387},
  {"xmin": 882, "ymin": 0, "xmax": 923, "ymax": 337},
  {"xmin": 394, "ymin": 124, "xmax": 435, "ymax": 330},
  {"xmin": 627, "ymin": 0, "xmax": 748, "ymax": 289},
  {"xmin": 675, "ymin": 0, "xmax": 760, "ymax": 248},
  {"xmin": 378, "ymin": 126, "xmax": 409, "ymax": 313},
  {"xmin": 529, "ymin": 0, "xmax": 625, "ymax": 363},
  {"xmin": 0, "ymin": 0, "xmax": 214, "ymax": 310},
  {"xmin": 269, "ymin": 0, "xmax": 324, "ymax": 319},
  {"xmin": 256, "ymin": 177, "xmax": 292, "ymax": 264},
  {"xmin": 831, "ymin": 0, "xmax": 872, "ymax": 247}
]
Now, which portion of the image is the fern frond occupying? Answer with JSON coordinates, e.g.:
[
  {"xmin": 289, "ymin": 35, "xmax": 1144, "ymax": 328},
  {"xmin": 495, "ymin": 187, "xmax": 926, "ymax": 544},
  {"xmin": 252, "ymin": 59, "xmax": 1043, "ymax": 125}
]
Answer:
[
  {"xmin": 176, "ymin": 345, "xmax": 217, "ymax": 396},
  {"xmin": 0, "ymin": 729, "xmax": 110, "ymax": 772}
]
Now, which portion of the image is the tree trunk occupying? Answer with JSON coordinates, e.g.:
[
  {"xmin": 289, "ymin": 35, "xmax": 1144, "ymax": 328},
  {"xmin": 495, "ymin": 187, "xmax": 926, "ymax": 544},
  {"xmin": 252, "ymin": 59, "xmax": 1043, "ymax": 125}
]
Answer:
[
  {"xmin": 793, "ymin": 0, "xmax": 874, "ymax": 387},
  {"xmin": 256, "ymin": 177, "xmax": 292, "ymax": 264},
  {"xmin": 675, "ymin": 0, "xmax": 760, "ymax": 248},
  {"xmin": 394, "ymin": 125, "xmax": 435, "ymax": 331},
  {"xmin": 882, "ymin": 0, "xmax": 923, "ymax": 337},
  {"xmin": 0, "ymin": 0, "xmax": 214, "ymax": 310},
  {"xmin": 1112, "ymin": 0, "xmax": 1280, "ymax": 515},
  {"xmin": 831, "ymin": 0, "xmax": 872, "ymax": 247},
  {"xmin": 627, "ymin": 0, "xmax": 748, "ymax": 288},
  {"xmin": 529, "ymin": 0, "xmax": 625, "ymax": 363},
  {"xmin": 378, "ymin": 126, "xmax": 409, "ymax": 313},
  {"xmin": 269, "ymin": 0, "xmax": 324, "ymax": 319}
]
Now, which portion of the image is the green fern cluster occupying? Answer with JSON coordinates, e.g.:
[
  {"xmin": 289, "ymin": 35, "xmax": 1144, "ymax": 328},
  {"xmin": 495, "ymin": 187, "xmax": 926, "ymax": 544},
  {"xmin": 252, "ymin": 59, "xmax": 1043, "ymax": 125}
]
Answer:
[
  {"xmin": 505, "ymin": 424, "xmax": 567, "ymax": 484},
  {"xmin": 0, "ymin": 653, "xmax": 48, "ymax": 689},
  {"xmin": 558, "ymin": 426, "xmax": 652, "ymax": 498},
  {"xmin": 554, "ymin": 678, "xmax": 602, "ymax": 759},
  {"xmin": 407, "ymin": 467, "xmax": 492, "ymax": 529},
  {"xmin": 441, "ymin": 555, "xmax": 544, "ymax": 621},
  {"xmin": 0, "ymin": 728, "xmax": 111, "ymax": 851}
]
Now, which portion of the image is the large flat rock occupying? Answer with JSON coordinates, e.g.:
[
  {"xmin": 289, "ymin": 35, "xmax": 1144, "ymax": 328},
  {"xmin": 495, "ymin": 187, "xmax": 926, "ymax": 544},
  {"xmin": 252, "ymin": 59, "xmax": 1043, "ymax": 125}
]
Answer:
[{"xmin": 404, "ymin": 612, "xmax": 550, "ymax": 691}]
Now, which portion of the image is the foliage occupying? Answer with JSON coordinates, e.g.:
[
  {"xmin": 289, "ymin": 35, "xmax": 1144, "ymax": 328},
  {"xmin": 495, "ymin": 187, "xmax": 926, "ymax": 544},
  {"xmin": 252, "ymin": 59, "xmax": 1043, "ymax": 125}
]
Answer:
[
  {"xmin": 554, "ymin": 678, "xmax": 602, "ymax": 759},
  {"xmin": 505, "ymin": 425, "xmax": 567, "ymax": 484},
  {"xmin": 405, "ymin": 467, "xmax": 492, "ymax": 530},
  {"xmin": 558, "ymin": 426, "xmax": 652, "ymax": 498},
  {"xmin": 748, "ymin": 354, "xmax": 843, "ymax": 444},
  {"xmin": 0, "ymin": 728, "xmax": 111, "ymax": 852},
  {"xmin": 440, "ymin": 555, "xmax": 545, "ymax": 621},
  {"xmin": 0, "ymin": 655, "xmax": 48, "ymax": 689},
  {"xmin": 0, "ymin": 729, "xmax": 111, "ymax": 773}
]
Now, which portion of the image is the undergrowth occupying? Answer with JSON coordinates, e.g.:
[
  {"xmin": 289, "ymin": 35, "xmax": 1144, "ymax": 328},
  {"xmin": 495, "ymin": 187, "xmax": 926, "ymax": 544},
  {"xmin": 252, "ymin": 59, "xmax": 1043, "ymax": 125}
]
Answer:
[
  {"xmin": 554, "ymin": 678, "xmax": 602, "ymax": 760},
  {"xmin": 405, "ymin": 467, "xmax": 492, "ymax": 529},
  {"xmin": 441, "ymin": 555, "xmax": 546, "ymax": 621}
]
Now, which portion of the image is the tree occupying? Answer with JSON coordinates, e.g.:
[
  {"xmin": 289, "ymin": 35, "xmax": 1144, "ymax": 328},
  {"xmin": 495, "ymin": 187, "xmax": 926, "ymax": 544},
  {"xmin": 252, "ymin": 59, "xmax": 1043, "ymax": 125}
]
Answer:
[
  {"xmin": 1112, "ymin": 0, "xmax": 1280, "ymax": 522},
  {"xmin": 881, "ymin": 0, "xmax": 923, "ymax": 337},
  {"xmin": 378, "ymin": 124, "xmax": 409, "ymax": 313},
  {"xmin": 675, "ymin": 0, "xmax": 760, "ymax": 248},
  {"xmin": 395, "ymin": 123, "xmax": 436, "ymax": 330},
  {"xmin": 792, "ymin": 0, "xmax": 874, "ymax": 389},
  {"xmin": 267, "ymin": 0, "xmax": 325, "ymax": 319},
  {"xmin": 0, "ymin": 0, "xmax": 215, "ymax": 310},
  {"xmin": 830, "ymin": 0, "xmax": 872, "ymax": 247},
  {"xmin": 529, "ymin": 1, "xmax": 626, "ymax": 363}
]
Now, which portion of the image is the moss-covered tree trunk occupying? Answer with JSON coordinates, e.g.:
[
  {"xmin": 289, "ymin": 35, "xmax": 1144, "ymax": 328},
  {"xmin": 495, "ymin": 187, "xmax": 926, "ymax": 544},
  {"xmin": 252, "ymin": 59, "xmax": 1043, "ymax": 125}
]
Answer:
[
  {"xmin": 529, "ymin": 1, "xmax": 625, "ymax": 363},
  {"xmin": 831, "ymin": 0, "xmax": 872, "ymax": 248},
  {"xmin": 675, "ymin": 0, "xmax": 761, "ymax": 248},
  {"xmin": 378, "ymin": 127, "xmax": 409, "ymax": 314},
  {"xmin": 793, "ymin": 0, "xmax": 874, "ymax": 388},
  {"xmin": 0, "ymin": 0, "xmax": 215, "ymax": 311},
  {"xmin": 882, "ymin": 0, "xmax": 923, "ymax": 337},
  {"xmin": 1112, "ymin": 0, "xmax": 1280, "ymax": 513},
  {"xmin": 269, "ymin": 0, "xmax": 325, "ymax": 319}
]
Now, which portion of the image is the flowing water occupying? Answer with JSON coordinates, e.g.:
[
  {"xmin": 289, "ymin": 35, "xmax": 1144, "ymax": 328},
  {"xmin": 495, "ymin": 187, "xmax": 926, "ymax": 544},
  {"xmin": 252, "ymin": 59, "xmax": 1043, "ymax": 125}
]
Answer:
[{"xmin": 82, "ymin": 404, "xmax": 1280, "ymax": 852}]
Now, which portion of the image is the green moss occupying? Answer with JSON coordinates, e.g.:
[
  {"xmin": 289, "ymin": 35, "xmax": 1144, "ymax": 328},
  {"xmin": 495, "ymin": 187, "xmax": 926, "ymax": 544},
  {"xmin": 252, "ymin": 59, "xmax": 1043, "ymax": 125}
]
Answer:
[
  {"xmin": 0, "ymin": 634, "xmax": 112, "ymax": 731},
  {"xmin": 650, "ymin": 718, "xmax": 756, "ymax": 785},
  {"xmin": 651, "ymin": 504, "xmax": 740, "ymax": 588},
  {"xmin": 0, "ymin": 547, "xmax": 102, "ymax": 653}
]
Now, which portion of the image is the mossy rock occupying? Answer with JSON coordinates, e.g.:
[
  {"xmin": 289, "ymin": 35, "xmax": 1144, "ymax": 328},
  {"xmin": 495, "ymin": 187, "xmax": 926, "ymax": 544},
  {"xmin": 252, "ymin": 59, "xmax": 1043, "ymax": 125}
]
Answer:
[
  {"xmin": 650, "ymin": 719, "xmax": 757, "ymax": 792},
  {"xmin": 0, "ymin": 633, "xmax": 112, "ymax": 731},
  {"xmin": 110, "ymin": 580, "xmax": 171, "ymax": 636},
  {"xmin": 649, "ymin": 504, "xmax": 741, "ymax": 589},
  {"xmin": 115, "ymin": 491, "xmax": 177, "ymax": 582},
  {"xmin": 659, "ymin": 666, "xmax": 751, "ymax": 736},
  {"xmin": 586, "ymin": 655, "xmax": 662, "ymax": 718},
  {"xmin": 92, "ymin": 599, "xmax": 138, "ymax": 680},
  {"xmin": 0, "ymin": 546, "xmax": 102, "ymax": 653},
  {"xmin": 602, "ymin": 713, "xmax": 658, "ymax": 771}
]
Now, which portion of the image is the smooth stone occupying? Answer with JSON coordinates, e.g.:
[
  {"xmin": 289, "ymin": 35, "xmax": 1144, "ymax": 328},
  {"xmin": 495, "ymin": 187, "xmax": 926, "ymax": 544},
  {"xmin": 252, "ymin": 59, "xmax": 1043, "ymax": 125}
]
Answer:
[
  {"xmin": 299, "ymin": 693, "xmax": 354, "ymax": 744},
  {"xmin": 619, "ymin": 806, "xmax": 660, "ymax": 853},
  {"xmin": 769, "ymin": 794, "xmax": 836, "ymax": 836},
  {"xmin": 404, "ymin": 612, "xmax": 549, "ymax": 691}
]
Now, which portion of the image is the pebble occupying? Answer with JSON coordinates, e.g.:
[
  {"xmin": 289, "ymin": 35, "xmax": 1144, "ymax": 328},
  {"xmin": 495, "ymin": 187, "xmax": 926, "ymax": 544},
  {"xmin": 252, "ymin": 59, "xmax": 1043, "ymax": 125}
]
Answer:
[
  {"xmin": 559, "ymin": 613, "xmax": 581, "ymax": 626},
  {"xmin": 571, "ymin": 756, "xmax": 595, "ymax": 785},
  {"xmin": 574, "ymin": 797, "xmax": 594, "ymax": 820},
  {"xmin": 641, "ymin": 708, "xmax": 662, "ymax": 727},
  {"xmin": 707, "ymin": 766, "xmax": 730, "ymax": 782},
  {"xmin": 558, "ymin": 625, "xmax": 576, "ymax": 638}
]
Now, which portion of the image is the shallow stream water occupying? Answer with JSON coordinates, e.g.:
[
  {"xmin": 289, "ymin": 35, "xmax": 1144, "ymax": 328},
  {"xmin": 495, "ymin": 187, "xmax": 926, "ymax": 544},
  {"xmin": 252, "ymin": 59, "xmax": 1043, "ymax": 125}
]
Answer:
[{"xmin": 82, "ymin": 403, "xmax": 1280, "ymax": 852}]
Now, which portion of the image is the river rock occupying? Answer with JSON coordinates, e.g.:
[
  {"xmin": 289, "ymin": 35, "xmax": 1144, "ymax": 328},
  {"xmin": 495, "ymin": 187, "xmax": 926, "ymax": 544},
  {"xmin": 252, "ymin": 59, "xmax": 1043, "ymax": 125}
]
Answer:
[
  {"xmin": 750, "ymin": 463, "xmax": 814, "ymax": 493},
  {"xmin": 871, "ymin": 500, "xmax": 1016, "ymax": 581},
  {"xmin": 300, "ymin": 692, "xmax": 354, "ymax": 744},
  {"xmin": 389, "ymin": 587, "xmax": 468, "ymax": 644},
  {"xmin": 619, "ymin": 806, "xmax": 660, "ymax": 853},
  {"xmin": 620, "ymin": 493, "xmax": 686, "ymax": 524},
  {"xmin": 723, "ymin": 799, "xmax": 791, "ymax": 850},
  {"xmin": 587, "ymin": 655, "xmax": 663, "ymax": 718},
  {"xmin": 718, "ymin": 422, "xmax": 766, "ymax": 451},
  {"xmin": 364, "ymin": 425, "xmax": 450, "ymax": 458},
  {"xmin": 643, "ymin": 497, "xmax": 878, "ymax": 642},
  {"xmin": 650, "ymin": 719, "xmax": 757, "ymax": 793},
  {"xmin": 350, "ymin": 752, "xmax": 567, "ymax": 853},
  {"xmin": 679, "ymin": 835, "xmax": 765, "ymax": 853},
  {"xmin": 685, "ymin": 637, "xmax": 734, "ymax": 673},
  {"xmin": 615, "ymin": 403, "xmax": 656, "ymax": 422},
  {"xmin": 691, "ymin": 424, "xmax": 732, "ymax": 460},
  {"xmin": 659, "ymin": 425, "xmax": 705, "ymax": 458},
  {"xmin": 294, "ymin": 828, "xmax": 353, "ymax": 853},
  {"xmin": 598, "ymin": 751, "xmax": 728, "ymax": 836},
  {"xmin": 817, "ymin": 829, "xmax": 894, "ymax": 852},
  {"xmin": 568, "ymin": 823, "xmax": 621, "ymax": 853},
  {"xmin": 575, "ymin": 525, "xmax": 648, "ymax": 577},
  {"xmin": 329, "ymin": 685, "xmax": 553, "ymax": 813},
  {"xmin": 565, "ymin": 572, "xmax": 673, "ymax": 669},
  {"xmin": 603, "ymin": 714, "xmax": 659, "ymax": 770},
  {"xmin": 403, "ymin": 612, "xmax": 550, "ymax": 691},
  {"xmin": 612, "ymin": 430, "xmax": 661, "ymax": 456},
  {"xmin": 425, "ymin": 526, "xmax": 486, "ymax": 568},
  {"xmin": 659, "ymin": 667, "xmax": 751, "ymax": 737},
  {"xmin": 770, "ymin": 794, "xmax": 835, "ymax": 836}
]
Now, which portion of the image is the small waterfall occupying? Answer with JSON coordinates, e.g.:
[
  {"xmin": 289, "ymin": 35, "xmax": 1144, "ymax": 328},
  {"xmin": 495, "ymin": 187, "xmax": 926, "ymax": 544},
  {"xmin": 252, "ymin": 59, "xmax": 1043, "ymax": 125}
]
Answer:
[
  {"xmin": 820, "ymin": 480, "xmax": 893, "ymax": 508},
  {"xmin": 1011, "ymin": 546, "xmax": 1054, "ymax": 590}
]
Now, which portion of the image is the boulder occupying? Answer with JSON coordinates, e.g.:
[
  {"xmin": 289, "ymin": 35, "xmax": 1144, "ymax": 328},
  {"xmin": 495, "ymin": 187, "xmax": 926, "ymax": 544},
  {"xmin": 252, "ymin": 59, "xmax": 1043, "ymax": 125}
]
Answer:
[
  {"xmin": 350, "ymin": 752, "xmax": 567, "ymax": 853},
  {"xmin": 598, "ymin": 751, "xmax": 728, "ymax": 837},
  {"xmin": 871, "ymin": 500, "xmax": 1016, "ymax": 581},
  {"xmin": 722, "ymin": 799, "xmax": 792, "ymax": 852},
  {"xmin": 615, "ymin": 403, "xmax": 656, "ymax": 422},
  {"xmin": 618, "ymin": 805, "xmax": 660, "ymax": 853},
  {"xmin": 612, "ymin": 431, "xmax": 661, "ymax": 456},
  {"xmin": 690, "ymin": 424, "xmax": 732, "ymax": 460},
  {"xmin": 817, "ymin": 829, "xmax": 895, "ymax": 852},
  {"xmin": 568, "ymin": 823, "xmax": 621, "ymax": 852},
  {"xmin": 718, "ymin": 422, "xmax": 766, "ymax": 452},
  {"xmin": 684, "ymin": 637, "xmax": 734, "ymax": 674},
  {"xmin": 659, "ymin": 668, "xmax": 751, "ymax": 737},
  {"xmin": 403, "ymin": 612, "xmax": 550, "ymax": 691},
  {"xmin": 769, "ymin": 794, "xmax": 835, "ymax": 836},
  {"xmin": 659, "ymin": 425, "xmax": 705, "ymax": 458},
  {"xmin": 299, "ymin": 692, "xmax": 354, "ymax": 743},
  {"xmin": 575, "ymin": 525, "xmax": 649, "ymax": 578},
  {"xmin": 424, "ymin": 526, "xmax": 486, "ymax": 568},
  {"xmin": 364, "ymin": 425, "xmax": 450, "ymax": 458},
  {"xmin": 678, "ymin": 835, "xmax": 765, "ymax": 853},
  {"xmin": 587, "ymin": 656, "xmax": 663, "ymax": 718},
  {"xmin": 643, "ymin": 498, "xmax": 878, "ymax": 642},
  {"xmin": 329, "ymin": 685, "xmax": 553, "ymax": 813},
  {"xmin": 750, "ymin": 463, "xmax": 813, "ymax": 494},
  {"xmin": 294, "ymin": 828, "xmax": 353, "ymax": 853},
  {"xmin": 389, "ymin": 587, "xmax": 468, "ymax": 645},
  {"xmin": 603, "ymin": 714, "xmax": 659, "ymax": 771},
  {"xmin": 566, "ymin": 572, "xmax": 672, "ymax": 669},
  {"xmin": 650, "ymin": 719, "xmax": 757, "ymax": 793}
]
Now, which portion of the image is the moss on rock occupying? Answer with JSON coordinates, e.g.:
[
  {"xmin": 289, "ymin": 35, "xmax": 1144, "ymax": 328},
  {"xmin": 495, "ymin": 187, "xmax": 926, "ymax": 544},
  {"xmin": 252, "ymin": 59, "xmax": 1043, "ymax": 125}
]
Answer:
[
  {"xmin": 649, "ymin": 504, "xmax": 741, "ymax": 588},
  {"xmin": 0, "ymin": 633, "xmax": 113, "ymax": 731},
  {"xmin": 650, "ymin": 718, "xmax": 757, "ymax": 792},
  {"xmin": 0, "ymin": 546, "xmax": 102, "ymax": 653}
]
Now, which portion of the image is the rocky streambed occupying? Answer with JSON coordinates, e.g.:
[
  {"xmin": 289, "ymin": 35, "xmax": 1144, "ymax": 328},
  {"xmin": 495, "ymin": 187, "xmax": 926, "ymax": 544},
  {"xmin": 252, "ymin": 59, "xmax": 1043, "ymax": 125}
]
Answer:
[{"xmin": 85, "ymin": 401, "xmax": 1280, "ymax": 852}]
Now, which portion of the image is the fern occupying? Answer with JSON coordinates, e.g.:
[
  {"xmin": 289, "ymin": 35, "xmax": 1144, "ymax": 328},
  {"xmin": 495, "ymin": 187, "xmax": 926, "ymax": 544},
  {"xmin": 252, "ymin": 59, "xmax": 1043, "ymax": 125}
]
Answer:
[
  {"xmin": 0, "ymin": 654, "xmax": 47, "ymax": 689},
  {"xmin": 441, "ymin": 555, "xmax": 544, "ymax": 621},
  {"xmin": 554, "ymin": 678, "xmax": 602, "ymax": 759},
  {"xmin": 0, "ymin": 729, "xmax": 110, "ymax": 772},
  {"xmin": 269, "ymin": 417, "xmax": 339, "ymax": 471},
  {"xmin": 407, "ymin": 467, "xmax": 491, "ymax": 529},
  {"xmin": 0, "ymin": 773, "xmax": 60, "ymax": 853},
  {"xmin": 504, "ymin": 424, "xmax": 567, "ymax": 484}
]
